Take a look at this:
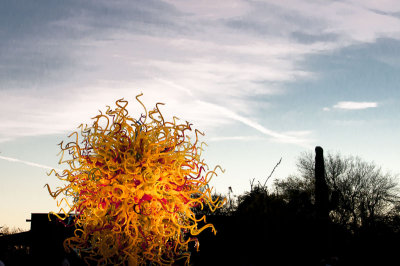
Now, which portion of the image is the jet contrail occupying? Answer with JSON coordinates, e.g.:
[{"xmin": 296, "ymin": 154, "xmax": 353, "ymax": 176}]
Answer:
[
  {"xmin": 0, "ymin": 155, "xmax": 62, "ymax": 172},
  {"xmin": 196, "ymin": 100, "xmax": 313, "ymax": 149}
]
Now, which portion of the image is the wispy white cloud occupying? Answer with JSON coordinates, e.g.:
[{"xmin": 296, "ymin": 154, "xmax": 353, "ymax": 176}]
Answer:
[
  {"xmin": 348, "ymin": 0, "xmax": 400, "ymax": 14},
  {"xmin": 261, "ymin": 0, "xmax": 400, "ymax": 43},
  {"xmin": 0, "ymin": 0, "xmax": 398, "ymax": 146},
  {"xmin": 333, "ymin": 101, "xmax": 378, "ymax": 110},
  {"xmin": 161, "ymin": 0, "xmax": 251, "ymax": 19},
  {"xmin": 208, "ymin": 135, "xmax": 264, "ymax": 142},
  {"xmin": 0, "ymin": 155, "xmax": 61, "ymax": 171},
  {"xmin": 196, "ymin": 100, "xmax": 313, "ymax": 148}
]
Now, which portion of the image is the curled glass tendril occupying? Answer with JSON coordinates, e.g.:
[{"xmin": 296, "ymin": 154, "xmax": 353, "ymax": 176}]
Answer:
[{"xmin": 45, "ymin": 94, "xmax": 225, "ymax": 265}]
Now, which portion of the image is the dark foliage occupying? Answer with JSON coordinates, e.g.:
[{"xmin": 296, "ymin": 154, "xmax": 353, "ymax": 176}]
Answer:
[
  {"xmin": 2, "ymin": 151, "xmax": 400, "ymax": 265},
  {"xmin": 191, "ymin": 151, "xmax": 400, "ymax": 265},
  {"xmin": 275, "ymin": 151, "xmax": 400, "ymax": 234}
]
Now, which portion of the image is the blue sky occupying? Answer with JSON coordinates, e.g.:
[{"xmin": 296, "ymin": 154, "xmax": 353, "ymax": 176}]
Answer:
[{"xmin": 1, "ymin": 0, "xmax": 399, "ymax": 230}]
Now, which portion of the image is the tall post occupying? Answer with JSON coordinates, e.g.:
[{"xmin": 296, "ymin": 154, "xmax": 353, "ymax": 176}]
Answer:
[
  {"xmin": 315, "ymin": 146, "xmax": 329, "ymax": 220},
  {"xmin": 315, "ymin": 146, "xmax": 330, "ymax": 261}
]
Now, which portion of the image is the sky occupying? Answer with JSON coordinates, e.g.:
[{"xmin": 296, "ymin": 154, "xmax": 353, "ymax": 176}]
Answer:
[{"xmin": 1, "ymin": 0, "xmax": 399, "ymax": 230}]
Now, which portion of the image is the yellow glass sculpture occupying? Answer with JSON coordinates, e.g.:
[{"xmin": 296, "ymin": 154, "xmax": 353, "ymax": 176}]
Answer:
[{"xmin": 46, "ymin": 94, "xmax": 225, "ymax": 265}]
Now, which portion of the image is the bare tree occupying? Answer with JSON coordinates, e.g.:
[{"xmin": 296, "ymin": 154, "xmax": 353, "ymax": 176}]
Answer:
[
  {"xmin": 325, "ymin": 154, "xmax": 400, "ymax": 232},
  {"xmin": 275, "ymin": 151, "xmax": 400, "ymax": 233}
]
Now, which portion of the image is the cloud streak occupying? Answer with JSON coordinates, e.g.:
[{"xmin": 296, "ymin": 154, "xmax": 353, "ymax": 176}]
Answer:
[
  {"xmin": 208, "ymin": 136, "xmax": 264, "ymax": 142},
  {"xmin": 0, "ymin": 155, "xmax": 61, "ymax": 172},
  {"xmin": 197, "ymin": 100, "xmax": 313, "ymax": 148},
  {"xmin": 0, "ymin": 0, "xmax": 398, "ymax": 146},
  {"xmin": 333, "ymin": 101, "xmax": 378, "ymax": 110}
]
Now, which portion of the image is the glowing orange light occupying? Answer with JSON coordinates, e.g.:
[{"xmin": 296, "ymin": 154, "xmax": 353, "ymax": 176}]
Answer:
[{"xmin": 46, "ymin": 94, "xmax": 225, "ymax": 265}]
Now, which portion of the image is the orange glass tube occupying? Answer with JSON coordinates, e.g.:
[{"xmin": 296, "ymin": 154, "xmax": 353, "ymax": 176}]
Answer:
[{"xmin": 46, "ymin": 94, "xmax": 225, "ymax": 265}]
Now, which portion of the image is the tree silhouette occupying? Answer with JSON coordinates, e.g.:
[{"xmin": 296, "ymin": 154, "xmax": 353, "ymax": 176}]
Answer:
[
  {"xmin": 275, "ymin": 151, "xmax": 400, "ymax": 233},
  {"xmin": 0, "ymin": 225, "xmax": 25, "ymax": 236},
  {"xmin": 269, "ymin": 150, "xmax": 400, "ymax": 265}
]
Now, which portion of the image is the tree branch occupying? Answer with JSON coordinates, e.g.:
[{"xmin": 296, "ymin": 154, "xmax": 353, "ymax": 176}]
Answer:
[{"xmin": 264, "ymin": 157, "xmax": 282, "ymax": 187}]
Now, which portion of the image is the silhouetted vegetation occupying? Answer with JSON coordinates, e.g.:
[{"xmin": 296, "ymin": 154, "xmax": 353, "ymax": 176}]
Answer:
[
  {"xmin": 191, "ymin": 151, "xmax": 400, "ymax": 265},
  {"xmin": 2, "ymin": 149, "xmax": 400, "ymax": 265},
  {"xmin": 0, "ymin": 226, "xmax": 25, "ymax": 236},
  {"xmin": 275, "ymin": 151, "xmax": 400, "ymax": 234}
]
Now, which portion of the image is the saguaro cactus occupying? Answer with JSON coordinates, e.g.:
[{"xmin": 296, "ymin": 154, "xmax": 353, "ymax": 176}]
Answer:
[
  {"xmin": 315, "ymin": 146, "xmax": 329, "ymax": 219},
  {"xmin": 314, "ymin": 146, "xmax": 330, "ymax": 261}
]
